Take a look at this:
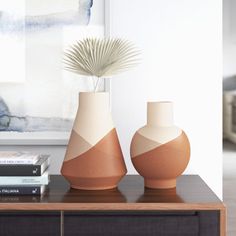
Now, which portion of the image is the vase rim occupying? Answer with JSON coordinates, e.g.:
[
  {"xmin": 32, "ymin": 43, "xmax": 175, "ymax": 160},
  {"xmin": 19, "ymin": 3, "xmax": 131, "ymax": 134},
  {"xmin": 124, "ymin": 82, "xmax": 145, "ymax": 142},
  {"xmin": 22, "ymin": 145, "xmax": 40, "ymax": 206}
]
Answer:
[
  {"xmin": 79, "ymin": 91, "xmax": 109, "ymax": 94},
  {"xmin": 148, "ymin": 101, "xmax": 172, "ymax": 104}
]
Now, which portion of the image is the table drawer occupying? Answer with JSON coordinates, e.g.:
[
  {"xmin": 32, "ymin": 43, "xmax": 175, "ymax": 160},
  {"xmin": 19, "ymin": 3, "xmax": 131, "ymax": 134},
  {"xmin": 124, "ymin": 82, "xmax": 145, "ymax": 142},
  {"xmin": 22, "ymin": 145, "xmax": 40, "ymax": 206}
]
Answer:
[
  {"xmin": 64, "ymin": 211, "xmax": 199, "ymax": 236},
  {"xmin": 0, "ymin": 211, "xmax": 60, "ymax": 236}
]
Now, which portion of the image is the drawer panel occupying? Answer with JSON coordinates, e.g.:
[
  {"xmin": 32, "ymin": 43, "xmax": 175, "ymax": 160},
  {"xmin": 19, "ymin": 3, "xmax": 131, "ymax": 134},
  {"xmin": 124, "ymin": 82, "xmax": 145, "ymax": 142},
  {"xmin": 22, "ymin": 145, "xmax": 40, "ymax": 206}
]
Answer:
[
  {"xmin": 0, "ymin": 211, "xmax": 60, "ymax": 236},
  {"xmin": 198, "ymin": 211, "xmax": 220, "ymax": 236},
  {"xmin": 64, "ymin": 212, "xmax": 199, "ymax": 236}
]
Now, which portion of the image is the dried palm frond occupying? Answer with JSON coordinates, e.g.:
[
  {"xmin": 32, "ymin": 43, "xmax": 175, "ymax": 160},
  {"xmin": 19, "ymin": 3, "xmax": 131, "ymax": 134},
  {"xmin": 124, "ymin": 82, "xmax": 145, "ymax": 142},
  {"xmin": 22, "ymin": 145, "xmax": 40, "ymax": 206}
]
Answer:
[{"xmin": 63, "ymin": 38, "xmax": 140, "ymax": 80}]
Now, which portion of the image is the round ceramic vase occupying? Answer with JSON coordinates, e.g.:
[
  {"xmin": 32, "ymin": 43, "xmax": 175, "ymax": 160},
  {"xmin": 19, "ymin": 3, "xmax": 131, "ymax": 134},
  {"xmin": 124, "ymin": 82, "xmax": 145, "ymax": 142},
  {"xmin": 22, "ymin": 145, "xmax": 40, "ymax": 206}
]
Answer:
[
  {"xmin": 61, "ymin": 92, "xmax": 127, "ymax": 190},
  {"xmin": 130, "ymin": 102, "xmax": 190, "ymax": 189}
]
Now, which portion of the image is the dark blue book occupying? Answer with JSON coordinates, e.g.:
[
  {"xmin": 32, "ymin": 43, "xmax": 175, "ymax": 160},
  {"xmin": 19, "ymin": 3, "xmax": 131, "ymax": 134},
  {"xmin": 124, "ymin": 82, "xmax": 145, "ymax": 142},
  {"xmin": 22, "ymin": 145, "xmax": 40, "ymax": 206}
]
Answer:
[{"xmin": 0, "ymin": 185, "xmax": 46, "ymax": 196}]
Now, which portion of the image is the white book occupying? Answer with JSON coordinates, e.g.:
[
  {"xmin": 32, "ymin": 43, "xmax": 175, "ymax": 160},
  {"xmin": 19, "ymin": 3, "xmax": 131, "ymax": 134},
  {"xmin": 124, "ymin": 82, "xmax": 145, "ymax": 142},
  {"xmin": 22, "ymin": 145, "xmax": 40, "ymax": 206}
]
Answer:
[
  {"xmin": 0, "ymin": 171, "xmax": 50, "ymax": 186},
  {"xmin": 0, "ymin": 151, "xmax": 40, "ymax": 165}
]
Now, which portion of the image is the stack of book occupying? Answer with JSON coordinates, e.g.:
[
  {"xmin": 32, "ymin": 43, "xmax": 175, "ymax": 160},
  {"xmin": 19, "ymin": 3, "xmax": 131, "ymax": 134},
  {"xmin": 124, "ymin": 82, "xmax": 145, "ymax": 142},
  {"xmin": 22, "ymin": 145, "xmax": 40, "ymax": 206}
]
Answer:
[{"xmin": 0, "ymin": 151, "xmax": 50, "ymax": 196}]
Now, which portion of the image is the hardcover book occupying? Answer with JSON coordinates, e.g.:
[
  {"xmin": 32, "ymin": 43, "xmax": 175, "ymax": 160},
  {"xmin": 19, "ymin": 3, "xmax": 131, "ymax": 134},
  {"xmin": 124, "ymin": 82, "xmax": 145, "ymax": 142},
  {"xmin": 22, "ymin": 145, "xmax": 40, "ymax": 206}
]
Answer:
[
  {"xmin": 0, "ymin": 185, "xmax": 46, "ymax": 196},
  {"xmin": 0, "ymin": 171, "xmax": 49, "ymax": 185},
  {"xmin": 0, "ymin": 152, "xmax": 40, "ymax": 165},
  {"xmin": 0, "ymin": 155, "xmax": 50, "ymax": 176}
]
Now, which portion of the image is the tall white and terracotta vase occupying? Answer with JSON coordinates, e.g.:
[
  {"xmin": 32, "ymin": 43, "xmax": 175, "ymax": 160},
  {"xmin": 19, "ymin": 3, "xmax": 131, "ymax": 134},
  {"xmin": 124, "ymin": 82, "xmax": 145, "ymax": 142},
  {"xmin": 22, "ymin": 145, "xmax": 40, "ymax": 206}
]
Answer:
[
  {"xmin": 61, "ymin": 92, "xmax": 127, "ymax": 190},
  {"xmin": 130, "ymin": 102, "xmax": 190, "ymax": 189}
]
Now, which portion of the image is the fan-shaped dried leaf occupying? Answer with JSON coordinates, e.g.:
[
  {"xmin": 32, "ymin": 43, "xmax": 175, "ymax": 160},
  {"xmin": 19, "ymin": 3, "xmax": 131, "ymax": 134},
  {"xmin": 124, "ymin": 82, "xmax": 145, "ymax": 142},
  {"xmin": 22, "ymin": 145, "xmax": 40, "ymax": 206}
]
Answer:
[{"xmin": 63, "ymin": 38, "xmax": 140, "ymax": 78}]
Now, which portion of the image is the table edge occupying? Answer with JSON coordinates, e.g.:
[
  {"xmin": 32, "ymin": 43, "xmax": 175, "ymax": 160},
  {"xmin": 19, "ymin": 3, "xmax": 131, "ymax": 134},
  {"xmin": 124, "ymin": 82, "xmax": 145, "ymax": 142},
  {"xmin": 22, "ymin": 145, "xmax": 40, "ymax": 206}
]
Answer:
[{"xmin": 0, "ymin": 202, "xmax": 226, "ymax": 211}]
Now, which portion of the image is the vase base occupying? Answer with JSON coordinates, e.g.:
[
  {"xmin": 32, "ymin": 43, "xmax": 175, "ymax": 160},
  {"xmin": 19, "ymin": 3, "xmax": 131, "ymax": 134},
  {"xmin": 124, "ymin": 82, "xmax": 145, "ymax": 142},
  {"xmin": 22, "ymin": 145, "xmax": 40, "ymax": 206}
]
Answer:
[
  {"xmin": 144, "ymin": 178, "xmax": 176, "ymax": 189},
  {"xmin": 71, "ymin": 185, "xmax": 117, "ymax": 190},
  {"xmin": 62, "ymin": 174, "xmax": 125, "ymax": 191}
]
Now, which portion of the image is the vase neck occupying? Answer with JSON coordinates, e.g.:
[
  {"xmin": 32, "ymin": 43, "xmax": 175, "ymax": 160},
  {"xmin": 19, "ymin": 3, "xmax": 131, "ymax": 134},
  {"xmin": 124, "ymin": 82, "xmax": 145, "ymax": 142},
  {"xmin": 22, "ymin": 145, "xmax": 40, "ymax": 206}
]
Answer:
[
  {"xmin": 79, "ymin": 92, "xmax": 110, "ymax": 113},
  {"xmin": 147, "ymin": 102, "xmax": 174, "ymax": 127}
]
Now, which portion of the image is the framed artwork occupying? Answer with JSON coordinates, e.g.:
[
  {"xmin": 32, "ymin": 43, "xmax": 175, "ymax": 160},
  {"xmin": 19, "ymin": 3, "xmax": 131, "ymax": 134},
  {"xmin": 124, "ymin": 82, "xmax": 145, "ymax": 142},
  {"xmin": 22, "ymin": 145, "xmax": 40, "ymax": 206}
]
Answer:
[{"xmin": 0, "ymin": 0, "xmax": 110, "ymax": 145}]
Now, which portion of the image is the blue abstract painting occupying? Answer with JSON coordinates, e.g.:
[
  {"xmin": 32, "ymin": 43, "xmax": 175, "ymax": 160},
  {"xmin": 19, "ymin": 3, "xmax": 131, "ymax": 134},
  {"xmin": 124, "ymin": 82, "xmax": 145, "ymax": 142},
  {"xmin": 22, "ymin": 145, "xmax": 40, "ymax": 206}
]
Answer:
[
  {"xmin": 0, "ymin": 0, "xmax": 104, "ymax": 139},
  {"xmin": 0, "ymin": 0, "xmax": 93, "ymax": 33},
  {"xmin": 0, "ymin": 96, "xmax": 72, "ymax": 132}
]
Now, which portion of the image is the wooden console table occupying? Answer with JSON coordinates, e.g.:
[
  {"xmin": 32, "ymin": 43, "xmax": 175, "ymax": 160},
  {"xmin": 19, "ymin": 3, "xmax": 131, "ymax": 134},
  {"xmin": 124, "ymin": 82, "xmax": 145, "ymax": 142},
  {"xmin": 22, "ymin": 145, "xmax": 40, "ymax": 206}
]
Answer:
[{"xmin": 0, "ymin": 175, "xmax": 226, "ymax": 236}]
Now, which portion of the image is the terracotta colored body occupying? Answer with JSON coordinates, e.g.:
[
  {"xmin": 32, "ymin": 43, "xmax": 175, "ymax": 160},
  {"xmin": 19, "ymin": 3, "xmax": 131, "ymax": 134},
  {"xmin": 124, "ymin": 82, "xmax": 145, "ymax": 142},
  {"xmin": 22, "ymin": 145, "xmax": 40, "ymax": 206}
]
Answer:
[
  {"xmin": 130, "ymin": 102, "xmax": 190, "ymax": 189},
  {"xmin": 61, "ymin": 92, "xmax": 127, "ymax": 190}
]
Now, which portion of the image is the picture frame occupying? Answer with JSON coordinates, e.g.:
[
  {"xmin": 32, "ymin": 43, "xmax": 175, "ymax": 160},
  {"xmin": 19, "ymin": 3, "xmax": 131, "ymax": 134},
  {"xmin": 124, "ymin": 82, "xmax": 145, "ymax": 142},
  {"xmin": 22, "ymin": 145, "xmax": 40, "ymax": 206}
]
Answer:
[{"xmin": 0, "ymin": 0, "xmax": 111, "ymax": 145}]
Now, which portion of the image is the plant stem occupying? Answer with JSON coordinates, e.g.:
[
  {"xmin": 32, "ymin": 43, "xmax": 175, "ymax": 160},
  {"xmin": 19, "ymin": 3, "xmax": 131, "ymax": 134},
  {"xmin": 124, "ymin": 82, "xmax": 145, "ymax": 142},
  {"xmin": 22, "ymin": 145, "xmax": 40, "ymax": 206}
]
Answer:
[
  {"xmin": 94, "ymin": 77, "xmax": 101, "ymax": 92},
  {"xmin": 91, "ymin": 76, "xmax": 96, "ymax": 91}
]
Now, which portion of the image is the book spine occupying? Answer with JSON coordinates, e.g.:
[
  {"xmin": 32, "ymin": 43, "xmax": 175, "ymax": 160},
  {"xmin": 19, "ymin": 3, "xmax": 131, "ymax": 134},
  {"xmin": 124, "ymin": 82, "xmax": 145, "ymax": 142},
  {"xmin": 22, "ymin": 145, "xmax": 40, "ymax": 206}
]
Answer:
[
  {"xmin": 0, "ymin": 159, "xmax": 37, "ymax": 165},
  {"xmin": 0, "ymin": 174, "xmax": 49, "ymax": 186},
  {"xmin": 0, "ymin": 165, "xmax": 42, "ymax": 176},
  {"xmin": 0, "ymin": 160, "xmax": 49, "ymax": 176},
  {"xmin": 0, "ymin": 186, "xmax": 42, "ymax": 196}
]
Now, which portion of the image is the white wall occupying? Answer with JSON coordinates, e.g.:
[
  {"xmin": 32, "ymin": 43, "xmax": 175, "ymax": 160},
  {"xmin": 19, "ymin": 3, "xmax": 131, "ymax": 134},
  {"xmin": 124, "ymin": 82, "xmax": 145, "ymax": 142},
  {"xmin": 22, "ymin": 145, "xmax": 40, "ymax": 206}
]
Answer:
[
  {"xmin": 224, "ymin": 0, "xmax": 236, "ymax": 77},
  {"xmin": 110, "ymin": 0, "xmax": 222, "ymax": 198}
]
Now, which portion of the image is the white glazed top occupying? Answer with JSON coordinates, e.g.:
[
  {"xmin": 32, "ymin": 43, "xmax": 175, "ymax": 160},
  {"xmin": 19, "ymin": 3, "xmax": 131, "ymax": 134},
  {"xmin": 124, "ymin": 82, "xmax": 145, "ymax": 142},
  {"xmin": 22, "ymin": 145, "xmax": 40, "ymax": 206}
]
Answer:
[
  {"xmin": 147, "ymin": 101, "xmax": 173, "ymax": 126},
  {"xmin": 142, "ymin": 101, "xmax": 182, "ymax": 143},
  {"xmin": 73, "ymin": 92, "xmax": 114, "ymax": 146}
]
